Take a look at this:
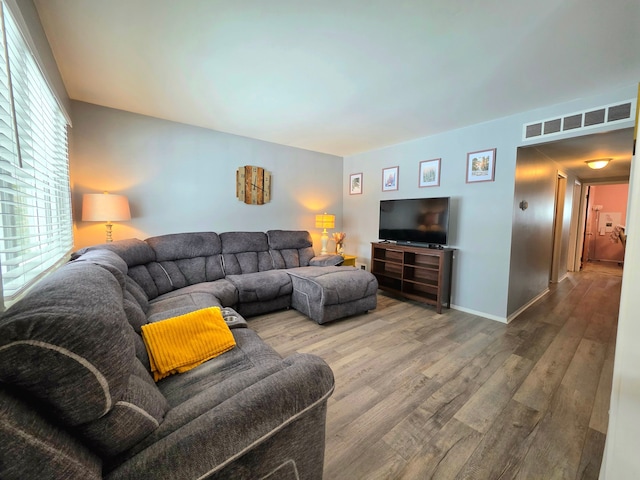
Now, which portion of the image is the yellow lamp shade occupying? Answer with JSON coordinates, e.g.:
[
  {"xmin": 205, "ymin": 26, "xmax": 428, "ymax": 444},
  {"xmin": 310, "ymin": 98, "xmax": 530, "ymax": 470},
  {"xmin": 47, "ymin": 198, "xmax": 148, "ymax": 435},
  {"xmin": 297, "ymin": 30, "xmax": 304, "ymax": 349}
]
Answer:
[{"xmin": 315, "ymin": 213, "xmax": 335, "ymax": 230}]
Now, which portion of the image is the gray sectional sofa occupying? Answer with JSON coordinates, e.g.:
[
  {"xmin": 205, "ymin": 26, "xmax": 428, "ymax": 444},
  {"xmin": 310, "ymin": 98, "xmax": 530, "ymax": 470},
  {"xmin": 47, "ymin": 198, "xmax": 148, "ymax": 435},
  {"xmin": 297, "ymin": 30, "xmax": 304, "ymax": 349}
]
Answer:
[{"xmin": 0, "ymin": 230, "xmax": 378, "ymax": 479}]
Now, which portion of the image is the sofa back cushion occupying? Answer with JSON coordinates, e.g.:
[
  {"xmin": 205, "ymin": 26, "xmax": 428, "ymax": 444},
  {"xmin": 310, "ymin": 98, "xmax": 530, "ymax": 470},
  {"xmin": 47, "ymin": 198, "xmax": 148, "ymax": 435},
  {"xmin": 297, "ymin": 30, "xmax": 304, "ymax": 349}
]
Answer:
[
  {"xmin": 220, "ymin": 232, "xmax": 273, "ymax": 275},
  {"xmin": 74, "ymin": 238, "xmax": 156, "ymax": 267},
  {"xmin": 73, "ymin": 238, "xmax": 161, "ymax": 300},
  {"xmin": 145, "ymin": 232, "xmax": 225, "ymax": 290},
  {"xmin": 267, "ymin": 230, "xmax": 316, "ymax": 268},
  {"xmin": 0, "ymin": 260, "xmax": 168, "ymax": 458}
]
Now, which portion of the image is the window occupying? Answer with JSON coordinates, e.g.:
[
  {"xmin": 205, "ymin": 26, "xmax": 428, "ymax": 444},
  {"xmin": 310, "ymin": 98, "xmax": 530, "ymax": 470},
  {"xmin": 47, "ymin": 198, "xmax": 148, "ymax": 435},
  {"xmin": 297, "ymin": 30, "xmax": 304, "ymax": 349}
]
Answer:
[{"xmin": 0, "ymin": 2, "xmax": 72, "ymax": 307}]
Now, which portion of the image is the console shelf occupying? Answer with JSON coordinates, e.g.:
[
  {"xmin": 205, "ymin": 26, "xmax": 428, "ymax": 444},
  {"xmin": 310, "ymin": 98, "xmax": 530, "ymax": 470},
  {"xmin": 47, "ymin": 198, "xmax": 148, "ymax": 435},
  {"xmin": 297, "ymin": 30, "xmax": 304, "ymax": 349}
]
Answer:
[{"xmin": 371, "ymin": 242, "xmax": 454, "ymax": 313}]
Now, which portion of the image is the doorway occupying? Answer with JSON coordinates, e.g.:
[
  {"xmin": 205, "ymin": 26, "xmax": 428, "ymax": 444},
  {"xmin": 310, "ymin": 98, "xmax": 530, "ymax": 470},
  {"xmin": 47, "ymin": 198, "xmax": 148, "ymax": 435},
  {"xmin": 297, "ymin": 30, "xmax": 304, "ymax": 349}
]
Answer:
[
  {"xmin": 550, "ymin": 172, "xmax": 568, "ymax": 283},
  {"xmin": 579, "ymin": 183, "xmax": 628, "ymax": 269}
]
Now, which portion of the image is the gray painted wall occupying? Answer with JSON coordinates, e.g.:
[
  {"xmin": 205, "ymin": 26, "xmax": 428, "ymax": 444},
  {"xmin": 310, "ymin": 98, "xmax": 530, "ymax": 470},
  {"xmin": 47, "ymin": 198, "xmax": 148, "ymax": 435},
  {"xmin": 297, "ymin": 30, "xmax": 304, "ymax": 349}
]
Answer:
[
  {"xmin": 344, "ymin": 85, "xmax": 636, "ymax": 321},
  {"xmin": 343, "ymin": 121, "xmax": 518, "ymax": 321},
  {"xmin": 70, "ymin": 101, "xmax": 343, "ymax": 249}
]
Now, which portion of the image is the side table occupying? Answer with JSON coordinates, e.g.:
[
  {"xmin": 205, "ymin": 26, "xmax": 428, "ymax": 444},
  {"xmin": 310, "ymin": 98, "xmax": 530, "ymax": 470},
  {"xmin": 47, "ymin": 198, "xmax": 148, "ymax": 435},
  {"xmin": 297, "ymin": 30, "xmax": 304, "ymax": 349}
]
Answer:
[{"xmin": 341, "ymin": 254, "xmax": 357, "ymax": 267}]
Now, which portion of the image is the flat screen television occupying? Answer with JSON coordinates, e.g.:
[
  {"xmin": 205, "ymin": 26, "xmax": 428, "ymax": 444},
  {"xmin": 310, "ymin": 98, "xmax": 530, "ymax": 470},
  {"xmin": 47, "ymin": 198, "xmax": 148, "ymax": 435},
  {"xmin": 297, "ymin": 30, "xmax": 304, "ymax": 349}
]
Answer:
[{"xmin": 378, "ymin": 197, "xmax": 450, "ymax": 246}]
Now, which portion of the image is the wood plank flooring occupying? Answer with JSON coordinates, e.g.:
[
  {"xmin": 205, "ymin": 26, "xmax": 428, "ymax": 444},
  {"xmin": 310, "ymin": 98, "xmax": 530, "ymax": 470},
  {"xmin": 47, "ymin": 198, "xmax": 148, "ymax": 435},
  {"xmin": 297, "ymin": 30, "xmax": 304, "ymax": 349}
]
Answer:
[{"xmin": 249, "ymin": 266, "xmax": 621, "ymax": 479}]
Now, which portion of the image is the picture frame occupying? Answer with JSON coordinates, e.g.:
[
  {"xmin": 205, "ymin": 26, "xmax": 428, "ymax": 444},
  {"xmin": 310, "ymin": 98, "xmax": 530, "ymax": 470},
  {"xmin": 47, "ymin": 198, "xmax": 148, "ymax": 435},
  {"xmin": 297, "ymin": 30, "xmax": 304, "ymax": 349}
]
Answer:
[
  {"xmin": 349, "ymin": 172, "xmax": 363, "ymax": 195},
  {"xmin": 466, "ymin": 148, "xmax": 496, "ymax": 183},
  {"xmin": 382, "ymin": 166, "xmax": 399, "ymax": 191},
  {"xmin": 418, "ymin": 158, "xmax": 441, "ymax": 187}
]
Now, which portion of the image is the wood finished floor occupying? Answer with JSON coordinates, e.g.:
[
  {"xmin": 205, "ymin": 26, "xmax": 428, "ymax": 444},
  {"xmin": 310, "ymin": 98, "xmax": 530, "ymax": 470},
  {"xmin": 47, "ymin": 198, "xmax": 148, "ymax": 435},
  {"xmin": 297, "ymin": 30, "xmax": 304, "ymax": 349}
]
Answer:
[{"xmin": 250, "ymin": 267, "xmax": 621, "ymax": 480}]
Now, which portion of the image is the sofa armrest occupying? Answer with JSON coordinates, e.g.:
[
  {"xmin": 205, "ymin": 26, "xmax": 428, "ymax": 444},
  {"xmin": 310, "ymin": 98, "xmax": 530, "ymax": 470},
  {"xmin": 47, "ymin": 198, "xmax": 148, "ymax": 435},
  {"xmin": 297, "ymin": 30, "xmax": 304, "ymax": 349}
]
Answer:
[
  {"xmin": 106, "ymin": 353, "xmax": 334, "ymax": 480},
  {"xmin": 309, "ymin": 254, "xmax": 344, "ymax": 267}
]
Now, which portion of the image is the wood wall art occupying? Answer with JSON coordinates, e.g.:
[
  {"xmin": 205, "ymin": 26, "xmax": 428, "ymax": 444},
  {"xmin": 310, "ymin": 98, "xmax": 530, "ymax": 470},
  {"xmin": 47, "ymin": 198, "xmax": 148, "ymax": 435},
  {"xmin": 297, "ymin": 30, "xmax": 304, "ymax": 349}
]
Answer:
[{"xmin": 236, "ymin": 165, "xmax": 271, "ymax": 204}]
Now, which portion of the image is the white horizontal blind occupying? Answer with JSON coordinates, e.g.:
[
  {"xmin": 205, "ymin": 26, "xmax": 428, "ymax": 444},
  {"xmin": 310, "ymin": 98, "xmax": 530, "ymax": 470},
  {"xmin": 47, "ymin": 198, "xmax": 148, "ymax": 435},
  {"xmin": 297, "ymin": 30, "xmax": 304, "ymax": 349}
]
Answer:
[{"xmin": 0, "ymin": 2, "xmax": 72, "ymax": 304}]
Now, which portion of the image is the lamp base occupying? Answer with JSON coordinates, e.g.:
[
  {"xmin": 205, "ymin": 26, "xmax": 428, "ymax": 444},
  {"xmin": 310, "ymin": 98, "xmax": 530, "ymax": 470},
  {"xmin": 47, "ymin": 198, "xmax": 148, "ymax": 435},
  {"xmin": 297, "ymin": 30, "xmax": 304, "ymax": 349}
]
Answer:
[
  {"xmin": 320, "ymin": 231, "xmax": 329, "ymax": 254},
  {"xmin": 105, "ymin": 222, "xmax": 113, "ymax": 243}
]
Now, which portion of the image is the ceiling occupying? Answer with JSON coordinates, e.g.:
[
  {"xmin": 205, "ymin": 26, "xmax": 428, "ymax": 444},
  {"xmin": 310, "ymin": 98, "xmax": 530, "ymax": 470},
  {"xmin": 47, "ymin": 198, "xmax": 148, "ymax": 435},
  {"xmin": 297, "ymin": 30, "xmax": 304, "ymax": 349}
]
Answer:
[
  {"xmin": 34, "ymin": 0, "xmax": 639, "ymax": 158},
  {"xmin": 524, "ymin": 128, "xmax": 634, "ymax": 182}
]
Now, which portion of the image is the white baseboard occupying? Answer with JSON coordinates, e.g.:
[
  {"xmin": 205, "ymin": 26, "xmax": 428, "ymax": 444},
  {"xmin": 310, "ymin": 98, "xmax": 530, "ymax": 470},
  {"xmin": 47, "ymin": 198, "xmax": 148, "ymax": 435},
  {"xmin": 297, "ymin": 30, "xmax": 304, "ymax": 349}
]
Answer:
[
  {"xmin": 450, "ymin": 304, "xmax": 507, "ymax": 324},
  {"xmin": 506, "ymin": 288, "xmax": 551, "ymax": 323}
]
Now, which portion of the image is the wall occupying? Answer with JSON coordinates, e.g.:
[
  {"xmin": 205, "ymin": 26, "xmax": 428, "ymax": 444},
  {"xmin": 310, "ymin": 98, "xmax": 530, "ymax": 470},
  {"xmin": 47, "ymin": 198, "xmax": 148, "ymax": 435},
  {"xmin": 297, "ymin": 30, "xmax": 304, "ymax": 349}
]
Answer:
[
  {"xmin": 558, "ymin": 174, "xmax": 574, "ymax": 279},
  {"xmin": 70, "ymin": 101, "xmax": 343, "ymax": 249},
  {"xmin": 508, "ymin": 146, "xmax": 580, "ymax": 316},
  {"xmin": 585, "ymin": 183, "xmax": 628, "ymax": 263},
  {"xmin": 507, "ymin": 148, "xmax": 558, "ymax": 315},
  {"xmin": 601, "ymin": 108, "xmax": 639, "ymax": 478},
  {"xmin": 343, "ymin": 85, "xmax": 636, "ymax": 321}
]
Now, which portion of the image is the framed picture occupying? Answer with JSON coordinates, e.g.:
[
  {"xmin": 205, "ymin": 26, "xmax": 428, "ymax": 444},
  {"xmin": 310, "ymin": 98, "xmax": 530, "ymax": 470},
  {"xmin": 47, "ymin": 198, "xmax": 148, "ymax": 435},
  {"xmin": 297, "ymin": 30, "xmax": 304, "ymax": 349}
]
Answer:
[
  {"xmin": 419, "ymin": 158, "xmax": 441, "ymax": 187},
  {"xmin": 466, "ymin": 148, "xmax": 496, "ymax": 183},
  {"xmin": 382, "ymin": 166, "xmax": 399, "ymax": 191},
  {"xmin": 349, "ymin": 172, "xmax": 363, "ymax": 195}
]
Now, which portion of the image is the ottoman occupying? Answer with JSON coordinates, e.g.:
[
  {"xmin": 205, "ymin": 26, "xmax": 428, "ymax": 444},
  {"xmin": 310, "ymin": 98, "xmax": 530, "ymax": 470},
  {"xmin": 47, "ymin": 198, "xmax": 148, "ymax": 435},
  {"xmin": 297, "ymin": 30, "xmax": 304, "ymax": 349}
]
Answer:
[
  {"xmin": 286, "ymin": 266, "xmax": 378, "ymax": 324},
  {"xmin": 226, "ymin": 270, "xmax": 293, "ymax": 317}
]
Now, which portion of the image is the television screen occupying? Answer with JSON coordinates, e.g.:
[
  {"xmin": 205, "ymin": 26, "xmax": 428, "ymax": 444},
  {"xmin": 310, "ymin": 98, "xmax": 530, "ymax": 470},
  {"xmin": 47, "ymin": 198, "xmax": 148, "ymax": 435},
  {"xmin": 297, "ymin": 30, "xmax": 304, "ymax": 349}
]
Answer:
[{"xmin": 378, "ymin": 197, "xmax": 450, "ymax": 245}]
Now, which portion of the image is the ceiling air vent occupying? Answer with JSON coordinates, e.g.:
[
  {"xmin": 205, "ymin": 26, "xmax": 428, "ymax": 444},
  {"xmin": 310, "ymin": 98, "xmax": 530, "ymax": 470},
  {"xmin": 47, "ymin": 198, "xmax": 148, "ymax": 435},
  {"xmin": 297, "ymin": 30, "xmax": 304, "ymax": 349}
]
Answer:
[
  {"xmin": 563, "ymin": 114, "xmax": 582, "ymax": 131},
  {"xmin": 522, "ymin": 99, "xmax": 635, "ymax": 141},
  {"xmin": 525, "ymin": 123, "xmax": 542, "ymax": 138},
  {"xmin": 608, "ymin": 102, "xmax": 632, "ymax": 122},
  {"xmin": 544, "ymin": 119, "xmax": 562, "ymax": 134},
  {"xmin": 584, "ymin": 108, "xmax": 606, "ymax": 126}
]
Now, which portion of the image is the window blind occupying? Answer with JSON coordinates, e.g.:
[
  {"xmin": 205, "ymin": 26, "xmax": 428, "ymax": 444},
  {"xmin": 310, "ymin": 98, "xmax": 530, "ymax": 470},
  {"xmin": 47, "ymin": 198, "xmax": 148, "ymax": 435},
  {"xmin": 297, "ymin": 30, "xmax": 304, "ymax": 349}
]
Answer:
[{"xmin": 0, "ymin": 2, "xmax": 72, "ymax": 305}]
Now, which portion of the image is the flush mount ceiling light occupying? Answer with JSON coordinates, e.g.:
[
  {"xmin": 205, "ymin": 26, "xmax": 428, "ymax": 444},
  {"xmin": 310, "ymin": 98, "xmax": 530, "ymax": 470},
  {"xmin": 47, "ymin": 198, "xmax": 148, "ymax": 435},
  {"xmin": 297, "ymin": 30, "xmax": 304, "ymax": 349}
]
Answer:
[{"xmin": 586, "ymin": 158, "xmax": 612, "ymax": 170}]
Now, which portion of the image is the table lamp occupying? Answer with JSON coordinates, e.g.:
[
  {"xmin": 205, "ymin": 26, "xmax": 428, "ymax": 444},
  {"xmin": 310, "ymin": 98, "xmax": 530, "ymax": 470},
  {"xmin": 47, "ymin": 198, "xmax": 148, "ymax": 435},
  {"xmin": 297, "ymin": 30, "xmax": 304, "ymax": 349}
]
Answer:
[
  {"xmin": 82, "ymin": 192, "xmax": 131, "ymax": 242},
  {"xmin": 315, "ymin": 213, "xmax": 335, "ymax": 254}
]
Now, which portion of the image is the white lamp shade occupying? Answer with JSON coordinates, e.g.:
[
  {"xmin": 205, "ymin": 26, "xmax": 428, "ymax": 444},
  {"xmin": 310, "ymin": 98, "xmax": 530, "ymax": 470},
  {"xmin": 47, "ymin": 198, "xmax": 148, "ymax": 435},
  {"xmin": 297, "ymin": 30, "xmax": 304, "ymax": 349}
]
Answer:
[{"xmin": 82, "ymin": 193, "xmax": 131, "ymax": 222}]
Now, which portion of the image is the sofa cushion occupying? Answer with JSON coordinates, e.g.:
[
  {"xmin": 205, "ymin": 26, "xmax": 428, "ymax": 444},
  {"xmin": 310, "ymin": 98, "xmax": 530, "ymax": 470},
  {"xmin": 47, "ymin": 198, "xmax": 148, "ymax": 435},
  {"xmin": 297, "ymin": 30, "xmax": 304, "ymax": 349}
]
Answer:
[
  {"xmin": 126, "ymin": 276, "xmax": 150, "ymax": 313},
  {"xmin": 149, "ymin": 280, "xmax": 237, "ymax": 310},
  {"xmin": 226, "ymin": 270, "xmax": 292, "ymax": 304},
  {"xmin": 146, "ymin": 280, "xmax": 237, "ymax": 322},
  {"xmin": 146, "ymin": 232, "xmax": 222, "ymax": 261},
  {"xmin": 146, "ymin": 232, "xmax": 226, "ymax": 285},
  {"xmin": 123, "ymin": 290, "xmax": 147, "ymax": 332},
  {"xmin": 309, "ymin": 254, "xmax": 345, "ymax": 267},
  {"xmin": 0, "ymin": 262, "xmax": 134, "ymax": 425},
  {"xmin": 76, "ymin": 359, "xmax": 169, "ymax": 457},
  {"xmin": 0, "ymin": 386, "xmax": 102, "ymax": 480},
  {"xmin": 220, "ymin": 231, "xmax": 273, "ymax": 274},
  {"xmin": 0, "ymin": 261, "xmax": 169, "ymax": 458},
  {"xmin": 267, "ymin": 229, "xmax": 313, "ymax": 250},
  {"xmin": 287, "ymin": 266, "xmax": 378, "ymax": 305},
  {"xmin": 105, "ymin": 348, "xmax": 334, "ymax": 480},
  {"xmin": 71, "ymin": 248, "xmax": 129, "ymax": 286},
  {"xmin": 267, "ymin": 230, "xmax": 316, "ymax": 268},
  {"xmin": 74, "ymin": 238, "xmax": 156, "ymax": 267},
  {"xmin": 128, "ymin": 264, "xmax": 161, "ymax": 299}
]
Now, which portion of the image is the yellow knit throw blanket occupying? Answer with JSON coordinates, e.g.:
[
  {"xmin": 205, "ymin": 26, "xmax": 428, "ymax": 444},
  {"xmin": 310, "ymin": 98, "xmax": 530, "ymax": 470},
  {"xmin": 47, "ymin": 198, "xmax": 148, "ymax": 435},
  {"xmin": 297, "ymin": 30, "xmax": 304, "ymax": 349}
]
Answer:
[{"xmin": 141, "ymin": 307, "xmax": 236, "ymax": 381}]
